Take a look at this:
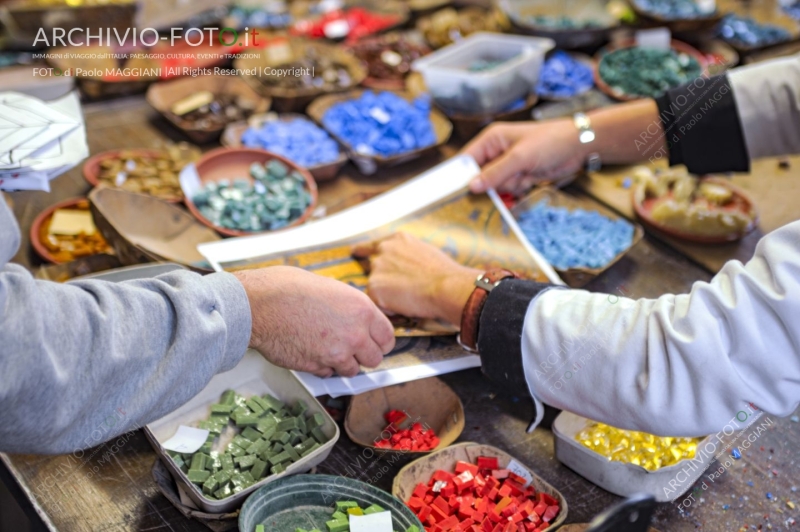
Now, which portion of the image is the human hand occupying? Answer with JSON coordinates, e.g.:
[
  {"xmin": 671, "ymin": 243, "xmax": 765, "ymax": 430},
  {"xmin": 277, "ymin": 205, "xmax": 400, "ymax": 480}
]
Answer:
[
  {"xmin": 462, "ymin": 119, "xmax": 586, "ymax": 194},
  {"xmin": 353, "ymin": 233, "xmax": 480, "ymax": 326},
  {"xmin": 233, "ymin": 266, "xmax": 395, "ymax": 378}
]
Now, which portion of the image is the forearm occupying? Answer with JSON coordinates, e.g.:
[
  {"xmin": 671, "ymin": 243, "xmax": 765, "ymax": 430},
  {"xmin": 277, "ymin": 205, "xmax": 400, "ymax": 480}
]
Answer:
[
  {"xmin": 0, "ymin": 266, "xmax": 251, "ymax": 454},
  {"xmin": 586, "ymin": 99, "xmax": 664, "ymax": 165},
  {"xmin": 478, "ymin": 221, "xmax": 800, "ymax": 436}
]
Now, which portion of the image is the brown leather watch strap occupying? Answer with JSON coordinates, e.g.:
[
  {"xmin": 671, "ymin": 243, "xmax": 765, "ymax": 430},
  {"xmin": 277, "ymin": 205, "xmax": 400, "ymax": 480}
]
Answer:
[{"xmin": 459, "ymin": 269, "xmax": 519, "ymax": 352}]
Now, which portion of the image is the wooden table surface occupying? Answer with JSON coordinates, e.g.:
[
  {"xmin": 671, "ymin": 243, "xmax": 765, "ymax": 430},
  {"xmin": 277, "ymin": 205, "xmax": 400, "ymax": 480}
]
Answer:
[{"xmin": 2, "ymin": 96, "xmax": 799, "ymax": 532}]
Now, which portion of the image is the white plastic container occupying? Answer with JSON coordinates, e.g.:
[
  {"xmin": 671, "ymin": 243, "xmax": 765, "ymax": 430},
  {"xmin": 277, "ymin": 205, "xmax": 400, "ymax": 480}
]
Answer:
[
  {"xmin": 144, "ymin": 350, "xmax": 339, "ymax": 513},
  {"xmin": 553, "ymin": 412, "xmax": 715, "ymax": 502},
  {"xmin": 412, "ymin": 32, "xmax": 555, "ymax": 114}
]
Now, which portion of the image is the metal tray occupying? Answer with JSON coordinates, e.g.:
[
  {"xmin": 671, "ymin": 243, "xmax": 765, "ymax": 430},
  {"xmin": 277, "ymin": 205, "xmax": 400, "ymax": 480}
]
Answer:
[
  {"xmin": 553, "ymin": 411, "xmax": 713, "ymax": 502},
  {"xmin": 144, "ymin": 351, "xmax": 340, "ymax": 513}
]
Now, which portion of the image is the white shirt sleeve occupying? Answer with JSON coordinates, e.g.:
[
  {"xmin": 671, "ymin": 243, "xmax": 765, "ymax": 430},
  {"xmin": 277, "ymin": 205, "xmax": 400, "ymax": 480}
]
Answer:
[
  {"xmin": 729, "ymin": 53, "xmax": 800, "ymax": 160},
  {"xmin": 520, "ymin": 221, "xmax": 800, "ymax": 437}
]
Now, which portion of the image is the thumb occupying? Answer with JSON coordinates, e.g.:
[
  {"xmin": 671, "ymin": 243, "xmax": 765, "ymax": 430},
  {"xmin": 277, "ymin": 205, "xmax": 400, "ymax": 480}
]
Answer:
[{"xmin": 469, "ymin": 149, "xmax": 528, "ymax": 193}]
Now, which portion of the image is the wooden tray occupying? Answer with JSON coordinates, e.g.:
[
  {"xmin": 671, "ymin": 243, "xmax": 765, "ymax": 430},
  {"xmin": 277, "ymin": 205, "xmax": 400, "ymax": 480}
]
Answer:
[
  {"xmin": 89, "ymin": 187, "xmax": 220, "ymax": 272},
  {"xmin": 235, "ymin": 37, "xmax": 367, "ymax": 112},
  {"xmin": 393, "ymin": 442, "xmax": 569, "ymax": 531},
  {"xmin": 146, "ymin": 75, "xmax": 271, "ymax": 145},
  {"xmin": 221, "ymin": 113, "xmax": 348, "ymax": 182},
  {"xmin": 594, "ymin": 40, "xmax": 708, "ymax": 102},
  {"xmin": 511, "ymin": 187, "xmax": 644, "ymax": 288},
  {"xmin": 344, "ymin": 377, "xmax": 464, "ymax": 457},
  {"xmin": 306, "ymin": 89, "xmax": 452, "ymax": 175}
]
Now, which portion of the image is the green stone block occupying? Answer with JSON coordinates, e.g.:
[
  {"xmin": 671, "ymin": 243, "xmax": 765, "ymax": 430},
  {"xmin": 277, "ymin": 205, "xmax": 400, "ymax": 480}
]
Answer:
[
  {"xmin": 187, "ymin": 469, "xmax": 211, "ymax": 484},
  {"xmin": 335, "ymin": 501, "xmax": 359, "ymax": 512},
  {"xmin": 261, "ymin": 394, "xmax": 285, "ymax": 412},
  {"xmin": 270, "ymin": 462, "xmax": 287, "ymax": 475},
  {"xmin": 268, "ymin": 451, "xmax": 291, "ymax": 466},
  {"xmin": 214, "ymin": 484, "xmax": 233, "ymax": 499},
  {"xmin": 214, "ymin": 470, "xmax": 232, "ymax": 486},
  {"xmin": 301, "ymin": 443, "xmax": 321, "ymax": 457},
  {"xmin": 242, "ymin": 427, "xmax": 262, "ymax": 442},
  {"xmin": 307, "ymin": 412, "xmax": 326, "ymax": 430},
  {"xmin": 292, "ymin": 400, "xmax": 309, "ymax": 417},
  {"xmin": 189, "ymin": 453, "xmax": 207, "ymax": 472},
  {"xmin": 235, "ymin": 413, "xmax": 260, "ymax": 427},
  {"xmin": 312, "ymin": 427, "xmax": 327, "ymax": 444},
  {"xmin": 326, "ymin": 518, "xmax": 349, "ymax": 532},
  {"xmin": 221, "ymin": 454, "xmax": 235, "ymax": 472},
  {"xmin": 251, "ymin": 458, "xmax": 268, "ymax": 479},
  {"xmin": 202, "ymin": 476, "xmax": 219, "ymax": 495},
  {"xmin": 277, "ymin": 417, "xmax": 300, "ymax": 432},
  {"xmin": 235, "ymin": 454, "xmax": 256, "ymax": 470},
  {"xmin": 210, "ymin": 403, "xmax": 235, "ymax": 415},
  {"xmin": 283, "ymin": 443, "xmax": 300, "ymax": 462},
  {"xmin": 220, "ymin": 390, "xmax": 237, "ymax": 405},
  {"xmin": 245, "ymin": 397, "xmax": 266, "ymax": 416},
  {"xmin": 363, "ymin": 504, "xmax": 384, "ymax": 515}
]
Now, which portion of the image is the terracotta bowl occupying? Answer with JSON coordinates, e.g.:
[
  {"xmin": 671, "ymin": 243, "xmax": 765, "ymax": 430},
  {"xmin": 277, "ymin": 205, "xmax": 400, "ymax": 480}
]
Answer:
[
  {"xmin": 30, "ymin": 197, "xmax": 109, "ymax": 264},
  {"xmin": 632, "ymin": 176, "xmax": 758, "ymax": 244},
  {"xmin": 183, "ymin": 147, "xmax": 318, "ymax": 238}
]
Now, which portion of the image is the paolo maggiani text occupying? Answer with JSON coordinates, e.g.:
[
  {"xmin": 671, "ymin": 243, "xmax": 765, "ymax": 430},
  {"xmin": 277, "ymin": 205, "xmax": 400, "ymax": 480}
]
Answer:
[{"xmin": 35, "ymin": 67, "xmax": 262, "ymax": 77}]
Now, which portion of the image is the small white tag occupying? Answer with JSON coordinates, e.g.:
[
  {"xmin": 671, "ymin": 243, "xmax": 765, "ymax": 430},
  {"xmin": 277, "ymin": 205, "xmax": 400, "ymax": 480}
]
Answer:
[
  {"xmin": 369, "ymin": 107, "xmax": 391, "ymax": 124},
  {"xmin": 162, "ymin": 425, "xmax": 209, "ymax": 453},
  {"xmin": 696, "ymin": 0, "xmax": 715, "ymax": 13},
  {"xmin": 636, "ymin": 28, "xmax": 672, "ymax": 51},
  {"xmin": 507, "ymin": 459, "xmax": 533, "ymax": 487},
  {"xmin": 324, "ymin": 19, "xmax": 351, "ymax": 39},
  {"xmin": 349, "ymin": 511, "xmax": 393, "ymax": 532}
]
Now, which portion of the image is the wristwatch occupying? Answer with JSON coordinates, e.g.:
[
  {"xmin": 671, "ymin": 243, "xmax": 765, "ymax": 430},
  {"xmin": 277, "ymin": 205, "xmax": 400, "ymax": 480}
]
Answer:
[
  {"xmin": 458, "ymin": 269, "xmax": 519, "ymax": 352},
  {"xmin": 573, "ymin": 112, "xmax": 602, "ymax": 172}
]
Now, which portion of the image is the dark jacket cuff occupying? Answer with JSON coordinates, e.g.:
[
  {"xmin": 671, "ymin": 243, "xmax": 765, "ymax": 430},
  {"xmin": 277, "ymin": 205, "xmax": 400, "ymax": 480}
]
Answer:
[
  {"xmin": 476, "ymin": 279, "xmax": 554, "ymax": 396},
  {"xmin": 655, "ymin": 73, "xmax": 749, "ymax": 174}
]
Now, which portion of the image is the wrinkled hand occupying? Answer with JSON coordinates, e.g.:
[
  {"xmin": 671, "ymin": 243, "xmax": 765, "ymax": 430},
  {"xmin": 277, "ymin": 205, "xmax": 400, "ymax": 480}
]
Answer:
[
  {"xmin": 233, "ymin": 266, "xmax": 395, "ymax": 378},
  {"xmin": 353, "ymin": 233, "xmax": 480, "ymax": 326},
  {"xmin": 462, "ymin": 120, "xmax": 586, "ymax": 195}
]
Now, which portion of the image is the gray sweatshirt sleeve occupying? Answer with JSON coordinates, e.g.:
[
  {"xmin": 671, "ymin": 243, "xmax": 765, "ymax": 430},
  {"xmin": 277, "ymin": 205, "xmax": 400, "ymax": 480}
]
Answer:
[{"xmin": 0, "ymin": 199, "xmax": 252, "ymax": 454}]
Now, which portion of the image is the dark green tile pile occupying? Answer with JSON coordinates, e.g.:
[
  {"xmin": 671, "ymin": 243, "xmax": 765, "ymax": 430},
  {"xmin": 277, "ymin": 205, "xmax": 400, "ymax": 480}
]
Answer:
[
  {"xmin": 192, "ymin": 159, "xmax": 313, "ymax": 232},
  {"xmin": 168, "ymin": 390, "xmax": 329, "ymax": 500},
  {"xmin": 525, "ymin": 15, "xmax": 602, "ymax": 29},
  {"xmin": 599, "ymin": 47, "xmax": 702, "ymax": 99}
]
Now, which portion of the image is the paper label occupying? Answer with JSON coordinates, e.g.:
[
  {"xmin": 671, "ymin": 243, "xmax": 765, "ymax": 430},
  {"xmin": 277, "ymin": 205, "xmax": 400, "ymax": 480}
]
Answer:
[
  {"xmin": 161, "ymin": 425, "xmax": 209, "ymax": 453},
  {"xmin": 696, "ymin": 0, "xmax": 715, "ymax": 13},
  {"xmin": 635, "ymin": 28, "xmax": 672, "ymax": 51},
  {"xmin": 507, "ymin": 459, "xmax": 533, "ymax": 487},
  {"xmin": 348, "ymin": 511, "xmax": 393, "ymax": 532}
]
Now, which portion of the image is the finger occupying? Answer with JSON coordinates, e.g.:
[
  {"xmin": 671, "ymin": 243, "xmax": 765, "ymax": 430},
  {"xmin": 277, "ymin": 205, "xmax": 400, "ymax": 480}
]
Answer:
[
  {"xmin": 470, "ymin": 149, "xmax": 530, "ymax": 194},
  {"xmin": 354, "ymin": 340, "xmax": 385, "ymax": 368},
  {"xmin": 310, "ymin": 366, "xmax": 334, "ymax": 378},
  {"xmin": 369, "ymin": 310, "xmax": 396, "ymax": 354},
  {"xmin": 332, "ymin": 355, "xmax": 362, "ymax": 378},
  {"xmin": 462, "ymin": 124, "xmax": 511, "ymax": 166},
  {"xmin": 351, "ymin": 240, "xmax": 380, "ymax": 258}
]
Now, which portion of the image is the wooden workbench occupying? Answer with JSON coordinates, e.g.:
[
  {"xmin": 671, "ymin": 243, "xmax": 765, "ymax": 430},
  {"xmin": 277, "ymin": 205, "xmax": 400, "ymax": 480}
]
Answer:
[{"xmin": 2, "ymin": 96, "xmax": 799, "ymax": 532}]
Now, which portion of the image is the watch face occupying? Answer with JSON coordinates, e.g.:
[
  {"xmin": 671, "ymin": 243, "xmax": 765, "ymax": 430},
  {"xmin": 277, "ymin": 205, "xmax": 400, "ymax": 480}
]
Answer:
[{"xmin": 579, "ymin": 130, "xmax": 596, "ymax": 144}]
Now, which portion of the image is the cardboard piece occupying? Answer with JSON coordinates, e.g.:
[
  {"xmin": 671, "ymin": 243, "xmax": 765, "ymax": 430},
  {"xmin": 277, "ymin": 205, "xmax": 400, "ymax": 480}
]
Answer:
[
  {"xmin": 344, "ymin": 377, "xmax": 465, "ymax": 456},
  {"xmin": 88, "ymin": 187, "xmax": 221, "ymax": 271}
]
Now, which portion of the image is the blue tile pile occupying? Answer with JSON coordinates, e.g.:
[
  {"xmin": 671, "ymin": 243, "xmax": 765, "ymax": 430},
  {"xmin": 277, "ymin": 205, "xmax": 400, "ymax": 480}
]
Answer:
[
  {"xmin": 518, "ymin": 200, "xmax": 635, "ymax": 269},
  {"xmin": 634, "ymin": 0, "xmax": 712, "ymax": 19},
  {"xmin": 321, "ymin": 91, "xmax": 437, "ymax": 157},
  {"xmin": 241, "ymin": 117, "xmax": 340, "ymax": 168},
  {"xmin": 719, "ymin": 14, "xmax": 791, "ymax": 48},
  {"xmin": 536, "ymin": 51, "xmax": 594, "ymax": 99}
]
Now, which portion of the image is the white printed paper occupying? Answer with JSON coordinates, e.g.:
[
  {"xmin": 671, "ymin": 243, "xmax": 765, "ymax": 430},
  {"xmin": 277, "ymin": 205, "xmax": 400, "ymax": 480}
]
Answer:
[
  {"xmin": 161, "ymin": 425, "xmax": 210, "ymax": 453},
  {"xmin": 506, "ymin": 459, "xmax": 533, "ymax": 487},
  {"xmin": 348, "ymin": 511, "xmax": 394, "ymax": 532}
]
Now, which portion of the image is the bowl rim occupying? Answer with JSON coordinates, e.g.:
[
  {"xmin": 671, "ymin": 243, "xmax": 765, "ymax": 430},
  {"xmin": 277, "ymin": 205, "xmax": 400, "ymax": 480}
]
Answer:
[{"xmin": 184, "ymin": 146, "xmax": 319, "ymax": 238}]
